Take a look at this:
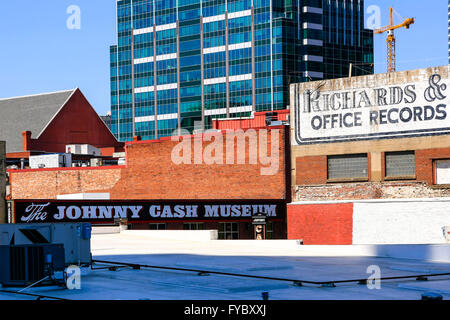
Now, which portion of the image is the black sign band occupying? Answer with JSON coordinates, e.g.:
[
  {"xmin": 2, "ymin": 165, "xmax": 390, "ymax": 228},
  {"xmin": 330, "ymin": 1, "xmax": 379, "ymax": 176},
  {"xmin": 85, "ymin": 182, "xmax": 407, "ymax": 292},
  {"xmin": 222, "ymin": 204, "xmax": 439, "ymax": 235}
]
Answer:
[{"xmin": 13, "ymin": 200, "xmax": 286, "ymax": 224}]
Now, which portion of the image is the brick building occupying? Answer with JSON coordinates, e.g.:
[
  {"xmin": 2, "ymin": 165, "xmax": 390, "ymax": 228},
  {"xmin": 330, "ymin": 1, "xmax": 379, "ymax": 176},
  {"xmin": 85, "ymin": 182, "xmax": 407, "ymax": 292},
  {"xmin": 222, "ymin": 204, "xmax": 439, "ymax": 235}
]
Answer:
[
  {"xmin": 9, "ymin": 126, "xmax": 290, "ymax": 239},
  {"xmin": 0, "ymin": 89, "xmax": 124, "ymax": 163},
  {"xmin": 288, "ymin": 65, "xmax": 450, "ymax": 244}
]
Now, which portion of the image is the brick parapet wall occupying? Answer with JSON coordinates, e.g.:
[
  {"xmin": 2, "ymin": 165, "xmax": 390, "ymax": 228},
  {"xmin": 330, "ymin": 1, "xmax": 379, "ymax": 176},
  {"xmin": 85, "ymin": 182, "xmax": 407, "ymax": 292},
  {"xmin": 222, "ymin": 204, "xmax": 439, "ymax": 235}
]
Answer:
[
  {"xmin": 9, "ymin": 127, "xmax": 288, "ymax": 200},
  {"xmin": 10, "ymin": 168, "xmax": 122, "ymax": 199}
]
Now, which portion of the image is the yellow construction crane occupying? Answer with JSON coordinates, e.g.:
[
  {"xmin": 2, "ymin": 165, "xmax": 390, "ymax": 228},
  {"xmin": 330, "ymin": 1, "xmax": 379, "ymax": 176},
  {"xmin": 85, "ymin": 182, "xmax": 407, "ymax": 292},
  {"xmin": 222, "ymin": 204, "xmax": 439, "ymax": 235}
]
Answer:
[{"xmin": 374, "ymin": 7, "xmax": 415, "ymax": 73}]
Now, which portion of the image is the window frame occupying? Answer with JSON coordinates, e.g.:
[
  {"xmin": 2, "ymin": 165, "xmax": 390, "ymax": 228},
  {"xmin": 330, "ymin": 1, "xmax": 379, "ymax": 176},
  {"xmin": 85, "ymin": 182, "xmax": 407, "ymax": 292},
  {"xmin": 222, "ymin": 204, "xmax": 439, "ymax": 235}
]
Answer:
[
  {"xmin": 326, "ymin": 153, "xmax": 369, "ymax": 183},
  {"xmin": 149, "ymin": 223, "xmax": 167, "ymax": 230},
  {"xmin": 218, "ymin": 222, "xmax": 240, "ymax": 240},
  {"xmin": 183, "ymin": 222, "xmax": 205, "ymax": 230},
  {"xmin": 433, "ymin": 158, "xmax": 450, "ymax": 187},
  {"xmin": 384, "ymin": 151, "xmax": 416, "ymax": 181}
]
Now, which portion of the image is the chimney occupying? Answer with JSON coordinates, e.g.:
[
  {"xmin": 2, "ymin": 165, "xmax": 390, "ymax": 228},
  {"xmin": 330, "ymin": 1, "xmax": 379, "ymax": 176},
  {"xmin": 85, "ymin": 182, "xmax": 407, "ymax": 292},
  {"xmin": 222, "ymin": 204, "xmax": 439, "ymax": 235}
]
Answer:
[
  {"xmin": 22, "ymin": 131, "xmax": 32, "ymax": 151},
  {"xmin": 133, "ymin": 136, "xmax": 142, "ymax": 142}
]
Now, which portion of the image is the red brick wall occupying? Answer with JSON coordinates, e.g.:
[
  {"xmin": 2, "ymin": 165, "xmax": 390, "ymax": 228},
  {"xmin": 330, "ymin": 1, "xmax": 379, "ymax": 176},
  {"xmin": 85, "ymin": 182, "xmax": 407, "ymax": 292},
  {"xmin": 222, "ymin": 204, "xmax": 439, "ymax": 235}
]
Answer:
[
  {"xmin": 296, "ymin": 156, "xmax": 327, "ymax": 185},
  {"xmin": 296, "ymin": 148, "xmax": 450, "ymax": 187},
  {"xmin": 9, "ymin": 167, "xmax": 123, "ymax": 199},
  {"xmin": 287, "ymin": 203, "xmax": 353, "ymax": 244},
  {"xmin": 10, "ymin": 127, "xmax": 288, "ymax": 201},
  {"xmin": 415, "ymin": 148, "xmax": 450, "ymax": 185},
  {"xmin": 294, "ymin": 148, "xmax": 450, "ymax": 201}
]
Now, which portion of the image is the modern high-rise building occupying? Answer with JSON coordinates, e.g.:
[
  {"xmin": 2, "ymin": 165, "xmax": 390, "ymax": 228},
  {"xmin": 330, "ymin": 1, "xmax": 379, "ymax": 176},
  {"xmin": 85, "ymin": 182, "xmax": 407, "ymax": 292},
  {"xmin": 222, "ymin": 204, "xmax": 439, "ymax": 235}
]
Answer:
[{"xmin": 110, "ymin": 0, "xmax": 374, "ymax": 141}]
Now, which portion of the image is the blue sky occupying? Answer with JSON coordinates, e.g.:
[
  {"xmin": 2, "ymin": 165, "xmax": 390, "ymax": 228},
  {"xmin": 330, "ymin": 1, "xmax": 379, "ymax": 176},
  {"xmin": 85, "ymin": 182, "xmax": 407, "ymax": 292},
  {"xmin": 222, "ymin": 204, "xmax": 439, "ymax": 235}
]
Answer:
[
  {"xmin": 0, "ymin": 0, "xmax": 447, "ymax": 116},
  {"xmin": 370, "ymin": 0, "xmax": 448, "ymax": 73}
]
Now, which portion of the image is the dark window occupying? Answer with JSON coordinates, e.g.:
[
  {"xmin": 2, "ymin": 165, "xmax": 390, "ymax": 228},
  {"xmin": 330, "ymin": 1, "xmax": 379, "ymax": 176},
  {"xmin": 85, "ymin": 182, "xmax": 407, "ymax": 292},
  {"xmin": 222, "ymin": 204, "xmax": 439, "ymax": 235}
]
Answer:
[
  {"xmin": 266, "ymin": 222, "xmax": 274, "ymax": 239},
  {"xmin": 218, "ymin": 222, "xmax": 239, "ymax": 240},
  {"xmin": 149, "ymin": 223, "xmax": 166, "ymax": 230},
  {"xmin": 183, "ymin": 223, "xmax": 205, "ymax": 230}
]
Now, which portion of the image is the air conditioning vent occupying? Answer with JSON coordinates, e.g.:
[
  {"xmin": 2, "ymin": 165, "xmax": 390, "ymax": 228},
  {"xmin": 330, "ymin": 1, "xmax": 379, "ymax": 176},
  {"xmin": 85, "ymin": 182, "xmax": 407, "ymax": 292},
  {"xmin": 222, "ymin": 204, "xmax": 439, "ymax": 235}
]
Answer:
[
  {"xmin": 265, "ymin": 112, "xmax": 278, "ymax": 126},
  {"xmin": 0, "ymin": 244, "xmax": 65, "ymax": 287}
]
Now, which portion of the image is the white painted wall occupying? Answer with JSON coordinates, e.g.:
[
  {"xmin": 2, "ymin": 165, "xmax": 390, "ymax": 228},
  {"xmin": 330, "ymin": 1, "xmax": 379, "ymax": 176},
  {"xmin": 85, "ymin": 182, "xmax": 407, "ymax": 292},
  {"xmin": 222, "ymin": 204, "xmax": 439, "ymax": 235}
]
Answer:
[
  {"xmin": 57, "ymin": 193, "xmax": 111, "ymax": 200},
  {"xmin": 353, "ymin": 199, "xmax": 450, "ymax": 244}
]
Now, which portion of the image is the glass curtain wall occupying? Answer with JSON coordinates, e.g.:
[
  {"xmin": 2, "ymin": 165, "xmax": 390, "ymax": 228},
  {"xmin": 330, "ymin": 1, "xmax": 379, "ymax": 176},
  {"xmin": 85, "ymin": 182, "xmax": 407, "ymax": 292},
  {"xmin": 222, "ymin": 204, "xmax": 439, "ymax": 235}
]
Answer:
[{"xmin": 111, "ymin": 0, "xmax": 373, "ymax": 141}]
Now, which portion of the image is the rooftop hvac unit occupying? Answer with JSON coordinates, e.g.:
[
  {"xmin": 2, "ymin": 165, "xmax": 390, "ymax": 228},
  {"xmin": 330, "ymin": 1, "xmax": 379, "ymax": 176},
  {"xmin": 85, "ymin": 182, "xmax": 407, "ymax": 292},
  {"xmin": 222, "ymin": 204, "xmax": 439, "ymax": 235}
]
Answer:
[
  {"xmin": 29, "ymin": 154, "xmax": 72, "ymax": 169},
  {"xmin": 0, "ymin": 223, "xmax": 91, "ymax": 265},
  {"xmin": 90, "ymin": 158, "xmax": 103, "ymax": 167},
  {"xmin": 66, "ymin": 144, "xmax": 101, "ymax": 156},
  {"xmin": 265, "ymin": 112, "xmax": 278, "ymax": 126},
  {"xmin": 113, "ymin": 152, "xmax": 126, "ymax": 158},
  {"xmin": 0, "ymin": 244, "xmax": 65, "ymax": 287}
]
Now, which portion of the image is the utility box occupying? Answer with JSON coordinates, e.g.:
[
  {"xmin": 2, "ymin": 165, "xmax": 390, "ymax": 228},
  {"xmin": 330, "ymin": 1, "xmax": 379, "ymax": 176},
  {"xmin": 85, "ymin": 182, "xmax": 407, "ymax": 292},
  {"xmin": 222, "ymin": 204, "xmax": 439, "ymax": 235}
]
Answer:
[
  {"xmin": 265, "ymin": 112, "xmax": 278, "ymax": 126},
  {"xmin": 90, "ymin": 158, "xmax": 103, "ymax": 167},
  {"xmin": 0, "ymin": 223, "xmax": 91, "ymax": 265},
  {"xmin": 66, "ymin": 144, "xmax": 101, "ymax": 156},
  {"xmin": 29, "ymin": 153, "xmax": 72, "ymax": 169}
]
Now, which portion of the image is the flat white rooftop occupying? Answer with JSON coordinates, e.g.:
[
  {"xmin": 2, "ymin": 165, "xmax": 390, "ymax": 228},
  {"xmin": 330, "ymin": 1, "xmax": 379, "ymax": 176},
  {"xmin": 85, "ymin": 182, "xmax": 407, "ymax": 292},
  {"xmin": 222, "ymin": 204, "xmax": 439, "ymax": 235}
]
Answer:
[{"xmin": 0, "ymin": 231, "xmax": 449, "ymax": 300}]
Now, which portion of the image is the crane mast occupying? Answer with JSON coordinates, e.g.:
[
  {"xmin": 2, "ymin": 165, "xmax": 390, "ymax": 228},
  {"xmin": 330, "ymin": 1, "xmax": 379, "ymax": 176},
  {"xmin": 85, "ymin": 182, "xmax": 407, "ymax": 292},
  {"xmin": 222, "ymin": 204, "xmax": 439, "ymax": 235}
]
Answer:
[{"xmin": 374, "ymin": 7, "xmax": 415, "ymax": 73}]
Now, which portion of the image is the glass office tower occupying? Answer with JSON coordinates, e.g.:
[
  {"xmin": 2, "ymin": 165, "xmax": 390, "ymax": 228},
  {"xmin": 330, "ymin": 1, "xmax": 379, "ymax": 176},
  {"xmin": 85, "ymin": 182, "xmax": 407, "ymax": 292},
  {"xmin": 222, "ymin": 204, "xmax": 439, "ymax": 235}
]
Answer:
[{"xmin": 111, "ymin": 0, "xmax": 374, "ymax": 141}]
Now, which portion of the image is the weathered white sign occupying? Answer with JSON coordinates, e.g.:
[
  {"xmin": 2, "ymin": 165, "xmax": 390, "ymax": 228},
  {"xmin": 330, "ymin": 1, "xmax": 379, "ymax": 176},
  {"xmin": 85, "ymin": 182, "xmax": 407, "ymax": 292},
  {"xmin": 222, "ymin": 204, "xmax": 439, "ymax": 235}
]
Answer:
[{"xmin": 292, "ymin": 72, "xmax": 450, "ymax": 145}]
